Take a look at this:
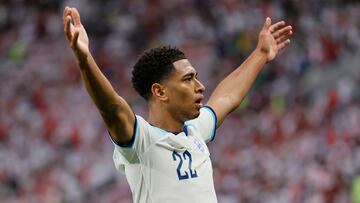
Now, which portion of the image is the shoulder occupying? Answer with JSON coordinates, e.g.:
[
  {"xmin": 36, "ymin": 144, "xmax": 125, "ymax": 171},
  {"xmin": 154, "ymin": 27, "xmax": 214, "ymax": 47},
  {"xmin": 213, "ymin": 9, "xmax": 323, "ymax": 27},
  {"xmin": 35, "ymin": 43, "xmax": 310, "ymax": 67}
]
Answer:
[{"xmin": 186, "ymin": 106, "xmax": 217, "ymax": 125}]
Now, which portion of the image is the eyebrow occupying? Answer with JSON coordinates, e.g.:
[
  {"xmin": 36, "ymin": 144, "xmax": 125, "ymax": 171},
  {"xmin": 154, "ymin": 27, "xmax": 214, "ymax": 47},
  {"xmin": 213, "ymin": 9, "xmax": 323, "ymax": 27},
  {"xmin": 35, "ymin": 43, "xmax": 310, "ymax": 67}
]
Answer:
[{"xmin": 182, "ymin": 71, "xmax": 198, "ymax": 79}]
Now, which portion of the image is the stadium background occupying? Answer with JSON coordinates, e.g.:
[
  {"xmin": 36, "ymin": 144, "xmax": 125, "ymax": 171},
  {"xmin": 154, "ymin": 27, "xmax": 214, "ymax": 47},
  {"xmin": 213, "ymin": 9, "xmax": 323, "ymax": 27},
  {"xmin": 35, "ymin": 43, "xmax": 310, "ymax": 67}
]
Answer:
[{"xmin": 1, "ymin": 0, "xmax": 360, "ymax": 202}]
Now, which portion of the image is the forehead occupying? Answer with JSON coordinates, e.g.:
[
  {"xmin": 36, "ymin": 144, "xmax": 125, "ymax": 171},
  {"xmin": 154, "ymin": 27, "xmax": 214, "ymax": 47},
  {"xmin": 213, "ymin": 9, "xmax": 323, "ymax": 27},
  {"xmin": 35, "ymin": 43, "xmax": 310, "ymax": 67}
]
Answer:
[{"xmin": 172, "ymin": 59, "xmax": 196, "ymax": 76}]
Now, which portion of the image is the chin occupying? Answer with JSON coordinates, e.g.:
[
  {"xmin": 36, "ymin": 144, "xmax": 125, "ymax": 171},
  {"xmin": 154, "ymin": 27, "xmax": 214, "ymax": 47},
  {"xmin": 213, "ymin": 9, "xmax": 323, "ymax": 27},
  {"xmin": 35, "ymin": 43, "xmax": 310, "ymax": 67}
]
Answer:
[
  {"xmin": 181, "ymin": 106, "xmax": 201, "ymax": 121},
  {"xmin": 190, "ymin": 109, "xmax": 201, "ymax": 119}
]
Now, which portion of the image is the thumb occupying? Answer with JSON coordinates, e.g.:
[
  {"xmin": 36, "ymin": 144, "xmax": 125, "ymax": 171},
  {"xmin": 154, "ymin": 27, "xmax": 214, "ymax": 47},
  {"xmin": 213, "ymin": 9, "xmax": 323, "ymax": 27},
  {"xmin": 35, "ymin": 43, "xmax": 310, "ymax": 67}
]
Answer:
[{"xmin": 263, "ymin": 17, "xmax": 271, "ymax": 31}]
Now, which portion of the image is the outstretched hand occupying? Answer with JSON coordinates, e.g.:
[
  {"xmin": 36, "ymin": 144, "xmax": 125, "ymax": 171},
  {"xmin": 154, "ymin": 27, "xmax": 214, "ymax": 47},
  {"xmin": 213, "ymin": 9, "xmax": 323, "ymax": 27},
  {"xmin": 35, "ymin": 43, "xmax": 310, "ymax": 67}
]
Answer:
[
  {"xmin": 63, "ymin": 6, "xmax": 89, "ymax": 60},
  {"xmin": 257, "ymin": 17, "xmax": 293, "ymax": 63}
]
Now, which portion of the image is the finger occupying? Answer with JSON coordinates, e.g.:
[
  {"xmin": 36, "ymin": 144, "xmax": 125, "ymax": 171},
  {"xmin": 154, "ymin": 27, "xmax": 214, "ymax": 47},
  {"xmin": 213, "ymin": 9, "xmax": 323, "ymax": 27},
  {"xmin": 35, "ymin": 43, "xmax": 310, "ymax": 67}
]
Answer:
[
  {"xmin": 273, "ymin": 26, "xmax": 292, "ymax": 39},
  {"xmin": 64, "ymin": 16, "xmax": 72, "ymax": 42},
  {"xmin": 278, "ymin": 39, "xmax": 291, "ymax": 51},
  {"xmin": 72, "ymin": 29, "xmax": 79, "ymax": 48},
  {"xmin": 276, "ymin": 32, "xmax": 291, "ymax": 44},
  {"xmin": 269, "ymin": 21, "xmax": 286, "ymax": 33},
  {"xmin": 262, "ymin": 17, "xmax": 272, "ymax": 31},
  {"xmin": 71, "ymin": 7, "xmax": 82, "ymax": 27},
  {"xmin": 63, "ymin": 6, "xmax": 71, "ymax": 23}
]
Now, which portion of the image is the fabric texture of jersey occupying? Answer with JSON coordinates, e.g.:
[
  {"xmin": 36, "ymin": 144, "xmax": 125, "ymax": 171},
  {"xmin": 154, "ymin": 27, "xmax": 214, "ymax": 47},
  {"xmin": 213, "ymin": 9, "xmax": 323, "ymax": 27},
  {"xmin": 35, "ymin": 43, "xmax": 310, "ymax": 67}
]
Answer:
[{"xmin": 112, "ymin": 106, "xmax": 217, "ymax": 203}]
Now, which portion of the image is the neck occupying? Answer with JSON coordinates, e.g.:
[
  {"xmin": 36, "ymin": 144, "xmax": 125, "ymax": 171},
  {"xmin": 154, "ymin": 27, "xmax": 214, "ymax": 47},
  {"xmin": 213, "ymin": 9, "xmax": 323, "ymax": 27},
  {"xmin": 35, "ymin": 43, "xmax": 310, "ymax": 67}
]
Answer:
[{"xmin": 148, "ymin": 102, "xmax": 184, "ymax": 132}]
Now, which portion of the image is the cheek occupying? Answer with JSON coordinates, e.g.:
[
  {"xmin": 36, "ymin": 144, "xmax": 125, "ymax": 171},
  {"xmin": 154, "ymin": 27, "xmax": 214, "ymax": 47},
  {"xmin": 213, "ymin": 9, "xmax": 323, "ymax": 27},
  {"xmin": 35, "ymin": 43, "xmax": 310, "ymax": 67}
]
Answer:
[{"xmin": 173, "ymin": 87, "xmax": 192, "ymax": 103}]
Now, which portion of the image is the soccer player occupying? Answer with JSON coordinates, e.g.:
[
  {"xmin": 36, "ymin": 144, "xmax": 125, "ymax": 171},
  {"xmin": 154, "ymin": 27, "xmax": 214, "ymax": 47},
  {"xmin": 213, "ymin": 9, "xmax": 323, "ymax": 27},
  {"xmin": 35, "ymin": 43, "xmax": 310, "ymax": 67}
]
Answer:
[{"xmin": 63, "ymin": 6, "xmax": 292, "ymax": 203}]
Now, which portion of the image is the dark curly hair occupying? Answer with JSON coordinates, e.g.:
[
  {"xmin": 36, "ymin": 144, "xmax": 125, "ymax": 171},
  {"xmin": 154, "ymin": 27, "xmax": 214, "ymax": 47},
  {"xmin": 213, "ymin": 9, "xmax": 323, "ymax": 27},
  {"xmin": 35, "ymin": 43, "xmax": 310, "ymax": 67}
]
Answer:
[{"xmin": 132, "ymin": 46, "xmax": 186, "ymax": 100}]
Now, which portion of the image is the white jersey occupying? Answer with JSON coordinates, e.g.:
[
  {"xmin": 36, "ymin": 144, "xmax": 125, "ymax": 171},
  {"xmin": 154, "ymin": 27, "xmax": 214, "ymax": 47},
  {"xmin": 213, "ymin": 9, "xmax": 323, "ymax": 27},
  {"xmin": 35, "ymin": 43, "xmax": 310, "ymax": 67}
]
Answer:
[{"xmin": 112, "ymin": 106, "xmax": 218, "ymax": 203}]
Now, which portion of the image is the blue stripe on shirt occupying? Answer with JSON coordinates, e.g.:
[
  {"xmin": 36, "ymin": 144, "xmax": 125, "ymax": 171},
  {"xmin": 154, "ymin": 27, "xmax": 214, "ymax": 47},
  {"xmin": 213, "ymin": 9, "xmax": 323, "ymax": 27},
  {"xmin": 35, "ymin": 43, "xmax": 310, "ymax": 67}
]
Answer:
[{"xmin": 109, "ymin": 115, "xmax": 138, "ymax": 148}]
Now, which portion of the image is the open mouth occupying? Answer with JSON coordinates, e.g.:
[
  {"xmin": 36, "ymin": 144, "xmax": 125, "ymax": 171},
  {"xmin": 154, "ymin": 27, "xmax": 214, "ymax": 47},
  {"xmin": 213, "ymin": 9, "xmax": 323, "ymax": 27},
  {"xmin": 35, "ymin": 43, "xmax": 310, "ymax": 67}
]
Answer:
[{"xmin": 195, "ymin": 96, "xmax": 203, "ymax": 107}]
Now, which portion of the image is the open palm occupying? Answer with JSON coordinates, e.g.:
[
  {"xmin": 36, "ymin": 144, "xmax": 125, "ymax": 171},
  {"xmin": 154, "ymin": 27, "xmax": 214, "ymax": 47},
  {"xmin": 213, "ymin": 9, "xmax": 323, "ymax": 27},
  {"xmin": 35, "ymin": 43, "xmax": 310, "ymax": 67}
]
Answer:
[
  {"xmin": 257, "ymin": 18, "xmax": 293, "ymax": 62},
  {"xmin": 63, "ymin": 7, "xmax": 89, "ymax": 60}
]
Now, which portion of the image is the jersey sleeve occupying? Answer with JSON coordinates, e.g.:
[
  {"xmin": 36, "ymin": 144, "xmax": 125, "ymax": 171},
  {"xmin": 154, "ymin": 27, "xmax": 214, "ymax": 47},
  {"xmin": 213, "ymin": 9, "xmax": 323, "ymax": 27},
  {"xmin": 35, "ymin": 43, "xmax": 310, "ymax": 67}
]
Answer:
[
  {"xmin": 110, "ymin": 115, "xmax": 153, "ymax": 173},
  {"xmin": 185, "ymin": 106, "xmax": 217, "ymax": 143}
]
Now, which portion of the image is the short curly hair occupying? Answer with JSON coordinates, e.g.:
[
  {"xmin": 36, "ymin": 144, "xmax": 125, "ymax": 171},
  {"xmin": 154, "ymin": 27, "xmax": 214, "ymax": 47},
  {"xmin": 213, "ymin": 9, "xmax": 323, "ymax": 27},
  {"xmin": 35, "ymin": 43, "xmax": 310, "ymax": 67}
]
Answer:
[{"xmin": 132, "ymin": 46, "xmax": 186, "ymax": 100}]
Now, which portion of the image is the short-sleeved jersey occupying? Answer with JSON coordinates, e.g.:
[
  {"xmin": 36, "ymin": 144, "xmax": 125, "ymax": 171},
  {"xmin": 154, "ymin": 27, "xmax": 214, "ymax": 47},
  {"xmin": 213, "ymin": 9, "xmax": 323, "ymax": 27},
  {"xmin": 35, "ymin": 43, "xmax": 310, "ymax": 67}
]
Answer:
[{"xmin": 112, "ymin": 106, "xmax": 218, "ymax": 203}]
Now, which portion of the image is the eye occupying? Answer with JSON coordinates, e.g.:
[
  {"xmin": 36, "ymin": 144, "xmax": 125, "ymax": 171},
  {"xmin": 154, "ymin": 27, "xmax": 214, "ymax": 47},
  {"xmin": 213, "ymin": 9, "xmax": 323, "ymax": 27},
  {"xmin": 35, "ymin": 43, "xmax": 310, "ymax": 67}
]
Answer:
[
  {"xmin": 183, "ymin": 76, "xmax": 192, "ymax": 82},
  {"xmin": 195, "ymin": 73, "xmax": 199, "ymax": 79},
  {"xmin": 183, "ymin": 73, "xmax": 197, "ymax": 82}
]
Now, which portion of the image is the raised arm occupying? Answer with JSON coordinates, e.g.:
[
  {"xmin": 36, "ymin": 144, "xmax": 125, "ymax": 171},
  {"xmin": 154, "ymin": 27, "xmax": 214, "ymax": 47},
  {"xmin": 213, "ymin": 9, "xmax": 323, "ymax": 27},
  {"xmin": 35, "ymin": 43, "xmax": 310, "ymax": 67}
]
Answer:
[
  {"xmin": 207, "ymin": 17, "xmax": 293, "ymax": 127},
  {"xmin": 63, "ymin": 7, "xmax": 135, "ymax": 145}
]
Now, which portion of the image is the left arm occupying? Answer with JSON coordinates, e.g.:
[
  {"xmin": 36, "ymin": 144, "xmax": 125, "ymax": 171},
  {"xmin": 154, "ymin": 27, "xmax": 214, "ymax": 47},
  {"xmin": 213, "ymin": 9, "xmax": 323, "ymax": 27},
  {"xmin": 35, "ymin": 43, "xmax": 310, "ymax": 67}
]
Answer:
[{"xmin": 207, "ymin": 17, "xmax": 293, "ymax": 127}]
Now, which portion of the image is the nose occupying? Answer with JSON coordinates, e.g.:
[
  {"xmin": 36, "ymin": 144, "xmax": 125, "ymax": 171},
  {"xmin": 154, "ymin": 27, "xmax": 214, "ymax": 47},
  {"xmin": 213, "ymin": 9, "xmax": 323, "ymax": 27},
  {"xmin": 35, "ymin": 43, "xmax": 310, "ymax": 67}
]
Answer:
[{"xmin": 195, "ymin": 78, "xmax": 205, "ymax": 93}]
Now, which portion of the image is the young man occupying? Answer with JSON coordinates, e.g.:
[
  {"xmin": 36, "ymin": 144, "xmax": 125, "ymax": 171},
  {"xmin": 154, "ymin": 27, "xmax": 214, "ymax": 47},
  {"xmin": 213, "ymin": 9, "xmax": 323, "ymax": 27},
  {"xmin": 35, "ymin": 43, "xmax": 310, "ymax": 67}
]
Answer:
[{"xmin": 63, "ymin": 6, "xmax": 292, "ymax": 203}]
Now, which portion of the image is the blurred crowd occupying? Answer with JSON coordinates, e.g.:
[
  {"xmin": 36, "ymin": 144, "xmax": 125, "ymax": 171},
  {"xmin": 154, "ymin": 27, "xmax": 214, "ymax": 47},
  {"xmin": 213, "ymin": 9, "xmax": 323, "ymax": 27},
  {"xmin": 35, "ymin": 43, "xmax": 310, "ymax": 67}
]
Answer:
[{"xmin": 1, "ymin": 0, "xmax": 360, "ymax": 202}]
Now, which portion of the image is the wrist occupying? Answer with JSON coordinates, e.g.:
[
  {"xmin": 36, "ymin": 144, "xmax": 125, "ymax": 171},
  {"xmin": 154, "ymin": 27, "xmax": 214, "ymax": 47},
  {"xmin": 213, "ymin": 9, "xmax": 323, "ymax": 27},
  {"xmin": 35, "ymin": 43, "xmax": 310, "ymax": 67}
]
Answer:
[
  {"xmin": 75, "ymin": 50, "xmax": 91, "ymax": 64},
  {"xmin": 253, "ymin": 48, "xmax": 269, "ymax": 64},
  {"xmin": 76, "ymin": 53, "xmax": 92, "ymax": 70}
]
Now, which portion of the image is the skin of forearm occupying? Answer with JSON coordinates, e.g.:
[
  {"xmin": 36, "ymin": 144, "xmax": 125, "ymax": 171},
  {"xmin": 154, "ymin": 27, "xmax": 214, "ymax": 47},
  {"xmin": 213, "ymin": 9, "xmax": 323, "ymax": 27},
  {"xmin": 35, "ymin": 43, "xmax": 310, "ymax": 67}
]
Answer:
[
  {"xmin": 210, "ymin": 49, "xmax": 267, "ymax": 116},
  {"xmin": 77, "ymin": 53, "xmax": 124, "ymax": 114}
]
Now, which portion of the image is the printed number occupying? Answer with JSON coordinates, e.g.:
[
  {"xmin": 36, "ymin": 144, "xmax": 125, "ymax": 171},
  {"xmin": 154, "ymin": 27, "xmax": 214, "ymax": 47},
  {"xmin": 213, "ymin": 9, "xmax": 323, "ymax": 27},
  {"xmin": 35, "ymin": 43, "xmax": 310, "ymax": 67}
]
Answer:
[{"xmin": 172, "ymin": 150, "xmax": 198, "ymax": 180}]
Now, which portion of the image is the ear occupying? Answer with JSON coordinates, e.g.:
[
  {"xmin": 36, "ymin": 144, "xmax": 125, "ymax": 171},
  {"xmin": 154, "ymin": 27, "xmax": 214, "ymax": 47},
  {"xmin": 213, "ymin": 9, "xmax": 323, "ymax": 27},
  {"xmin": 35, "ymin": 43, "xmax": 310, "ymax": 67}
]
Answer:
[{"xmin": 151, "ymin": 83, "xmax": 169, "ymax": 102}]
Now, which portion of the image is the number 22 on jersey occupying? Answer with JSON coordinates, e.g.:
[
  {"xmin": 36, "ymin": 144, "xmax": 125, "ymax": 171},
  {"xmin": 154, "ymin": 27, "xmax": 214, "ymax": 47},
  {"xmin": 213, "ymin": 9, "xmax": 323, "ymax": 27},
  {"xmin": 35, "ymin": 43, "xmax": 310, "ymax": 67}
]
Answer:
[{"xmin": 172, "ymin": 150, "xmax": 198, "ymax": 180}]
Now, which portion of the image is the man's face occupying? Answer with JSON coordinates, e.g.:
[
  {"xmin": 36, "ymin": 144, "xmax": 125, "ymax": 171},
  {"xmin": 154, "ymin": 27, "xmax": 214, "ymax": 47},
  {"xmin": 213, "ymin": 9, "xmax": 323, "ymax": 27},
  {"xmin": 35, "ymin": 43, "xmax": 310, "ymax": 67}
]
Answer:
[{"xmin": 164, "ymin": 59, "xmax": 205, "ymax": 121}]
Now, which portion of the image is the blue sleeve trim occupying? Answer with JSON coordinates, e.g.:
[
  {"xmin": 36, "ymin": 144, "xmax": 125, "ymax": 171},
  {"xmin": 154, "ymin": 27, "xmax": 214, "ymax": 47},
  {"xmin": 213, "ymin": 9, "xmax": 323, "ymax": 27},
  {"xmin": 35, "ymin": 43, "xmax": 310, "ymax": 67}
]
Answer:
[
  {"xmin": 108, "ymin": 115, "xmax": 138, "ymax": 148},
  {"xmin": 203, "ymin": 106, "xmax": 217, "ymax": 142},
  {"xmin": 182, "ymin": 124, "xmax": 189, "ymax": 136}
]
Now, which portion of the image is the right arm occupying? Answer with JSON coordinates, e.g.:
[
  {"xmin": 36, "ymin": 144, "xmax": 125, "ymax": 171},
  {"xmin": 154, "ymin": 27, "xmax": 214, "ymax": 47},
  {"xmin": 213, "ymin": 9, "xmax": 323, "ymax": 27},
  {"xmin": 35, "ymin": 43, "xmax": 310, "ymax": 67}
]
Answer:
[
  {"xmin": 207, "ymin": 18, "xmax": 292, "ymax": 127},
  {"xmin": 63, "ymin": 7, "xmax": 134, "ymax": 145}
]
